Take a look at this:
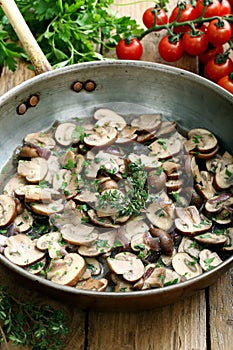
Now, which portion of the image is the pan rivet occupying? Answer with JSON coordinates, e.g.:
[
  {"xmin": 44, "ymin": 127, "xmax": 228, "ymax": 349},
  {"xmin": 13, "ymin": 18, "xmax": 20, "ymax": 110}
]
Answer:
[
  {"xmin": 84, "ymin": 80, "xmax": 96, "ymax": 92},
  {"xmin": 72, "ymin": 81, "xmax": 83, "ymax": 92},
  {"xmin": 17, "ymin": 103, "xmax": 27, "ymax": 115},
  {"xmin": 28, "ymin": 95, "xmax": 39, "ymax": 107}
]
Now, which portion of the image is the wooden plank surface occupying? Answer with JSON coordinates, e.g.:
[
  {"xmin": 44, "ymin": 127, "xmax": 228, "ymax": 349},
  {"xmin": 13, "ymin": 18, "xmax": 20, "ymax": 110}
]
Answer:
[{"xmin": 0, "ymin": 1, "xmax": 232, "ymax": 350}]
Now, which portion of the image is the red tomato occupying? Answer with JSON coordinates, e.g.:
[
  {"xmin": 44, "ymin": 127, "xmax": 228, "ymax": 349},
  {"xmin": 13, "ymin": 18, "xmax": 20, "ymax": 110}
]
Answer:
[
  {"xmin": 205, "ymin": 55, "xmax": 233, "ymax": 82},
  {"xmin": 217, "ymin": 73, "xmax": 233, "ymax": 94},
  {"xmin": 158, "ymin": 35, "xmax": 184, "ymax": 62},
  {"xmin": 169, "ymin": 3, "xmax": 197, "ymax": 33},
  {"xmin": 199, "ymin": 44, "xmax": 224, "ymax": 63},
  {"xmin": 182, "ymin": 31, "xmax": 209, "ymax": 56},
  {"xmin": 207, "ymin": 19, "xmax": 232, "ymax": 45},
  {"xmin": 219, "ymin": 0, "xmax": 232, "ymax": 15},
  {"xmin": 116, "ymin": 38, "xmax": 143, "ymax": 60},
  {"xmin": 195, "ymin": 0, "xmax": 221, "ymax": 18},
  {"xmin": 142, "ymin": 7, "xmax": 168, "ymax": 29}
]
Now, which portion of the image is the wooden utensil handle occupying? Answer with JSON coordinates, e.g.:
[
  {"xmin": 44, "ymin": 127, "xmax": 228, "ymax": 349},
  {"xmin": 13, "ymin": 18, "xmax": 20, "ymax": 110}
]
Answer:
[{"xmin": 0, "ymin": 0, "xmax": 52, "ymax": 74}]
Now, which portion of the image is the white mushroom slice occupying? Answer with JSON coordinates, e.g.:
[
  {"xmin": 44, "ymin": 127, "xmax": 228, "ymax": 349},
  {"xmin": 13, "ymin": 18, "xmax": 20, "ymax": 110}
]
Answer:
[
  {"xmin": 128, "ymin": 153, "xmax": 161, "ymax": 170},
  {"xmin": 175, "ymin": 206, "xmax": 212, "ymax": 236},
  {"xmin": 44, "ymin": 155, "xmax": 60, "ymax": 184},
  {"xmin": 195, "ymin": 171, "xmax": 216, "ymax": 200},
  {"xmin": 74, "ymin": 189, "xmax": 98, "ymax": 203},
  {"xmin": 96, "ymin": 188, "xmax": 125, "ymax": 216},
  {"xmin": 85, "ymin": 257, "xmax": 101, "ymax": 275},
  {"xmin": 205, "ymin": 193, "xmax": 233, "ymax": 213},
  {"xmin": 84, "ymin": 126, "xmax": 117, "ymax": 147},
  {"xmin": 223, "ymin": 227, "xmax": 233, "ymax": 251},
  {"xmin": 50, "ymin": 208, "xmax": 84, "ymax": 229},
  {"xmin": 76, "ymin": 277, "xmax": 108, "ymax": 292},
  {"xmin": 172, "ymin": 252, "xmax": 202, "ymax": 280},
  {"xmin": 95, "ymin": 114, "xmax": 126, "ymax": 132},
  {"xmin": 36, "ymin": 231, "xmax": 64, "ymax": 258},
  {"xmin": 178, "ymin": 236, "xmax": 200, "ymax": 259},
  {"xmin": 0, "ymin": 194, "xmax": 17, "ymax": 227},
  {"xmin": 135, "ymin": 266, "xmax": 166, "ymax": 290},
  {"xmin": 14, "ymin": 209, "xmax": 33, "ymax": 233},
  {"xmin": 164, "ymin": 269, "xmax": 181, "ymax": 286},
  {"xmin": 166, "ymin": 179, "xmax": 183, "ymax": 193},
  {"xmin": 131, "ymin": 114, "xmax": 162, "ymax": 132},
  {"xmin": 61, "ymin": 223, "xmax": 98, "ymax": 245},
  {"xmin": 116, "ymin": 125, "xmax": 138, "ymax": 144},
  {"xmin": 25, "ymin": 257, "xmax": 46, "ymax": 275},
  {"xmin": 47, "ymin": 253, "xmax": 86, "ymax": 286},
  {"xmin": 85, "ymin": 150, "xmax": 119, "ymax": 179},
  {"xmin": 194, "ymin": 232, "xmax": 227, "ymax": 246},
  {"xmin": 161, "ymin": 248, "xmax": 177, "ymax": 266},
  {"xmin": 17, "ymin": 157, "xmax": 48, "ymax": 183},
  {"xmin": 192, "ymin": 145, "xmax": 219, "ymax": 160},
  {"xmin": 58, "ymin": 150, "xmax": 76, "ymax": 167},
  {"xmin": 78, "ymin": 230, "xmax": 116, "ymax": 256},
  {"xmin": 124, "ymin": 216, "xmax": 149, "ymax": 241},
  {"xmin": 187, "ymin": 128, "xmax": 218, "ymax": 153},
  {"xmin": 87, "ymin": 209, "xmax": 120, "ymax": 229},
  {"xmin": 146, "ymin": 202, "xmax": 175, "ymax": 232},
  {"xmin": 94, "ymin": 108, "xmax": 122, "ymax": 121},
  {"xmin": 29, "ymin": 200, "xmax": 64, "ymax": 216},
  {"xmin": 131, "ymin": 233, "xmax": 151, "ymax": 254},
  {"xmin": 54, "ymin": 122, "xmax": 76, "ymax": 146},
  {"xmin": 149, "ymin": 134, "xmax": 183, "ymax": 160},
  {"xmin": 199, "ymin": 249, "xmax": 222, "ymax": 271},
  {"xmin": 4, "ymin": 234, "xmax": 45, "ymax": 266},
  {"xmin": 3, "ymin": 175, "xmax": 27, "ymax": 196},
  {"xmin": 213, "ymin": 164, "xmax": 233, "ymax": 191},
  {"xmin": 107, "ymin": 252, "xmax": 144, "ymax": 282},
  {"xmin": 52, "ymin": 169, "xmax": 79, "ymax": 198},
  {"xmin": 15, "ymin": 185, "xmax": 60, "ymax": 203},
  {"xmin": 24, "ymin": 132, "xmax": 56, "ymax": 149}
]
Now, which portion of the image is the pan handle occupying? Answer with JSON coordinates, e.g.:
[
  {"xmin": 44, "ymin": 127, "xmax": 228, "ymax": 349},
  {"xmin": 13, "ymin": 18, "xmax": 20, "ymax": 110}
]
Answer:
[{"xmin": 0, "ymin": 0, "xmax": 52, "ymax": 74}]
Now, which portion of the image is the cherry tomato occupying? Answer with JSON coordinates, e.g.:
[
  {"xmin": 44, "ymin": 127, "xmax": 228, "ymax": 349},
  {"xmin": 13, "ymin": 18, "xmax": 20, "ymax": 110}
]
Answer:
[
  {"xmin": 182, "ymin": 31, "xmax": 209, "ymax": 56},
  {"xmin": 199, "ymin": 44, "xmax": 224, "ymax": 63},
  {"xmin": 169, "ymin": 3, "xmax": 197, "ymax": 33},
  {"xmin": 116, "ymin": 38, "xmax": 143, "ymax": 60},
  {"xmin": 195, "ymin": 0, "xmax": 221, "ymax": 18},
  {"xmin": 219, "ymin": 0, "xmax": 232, "ymax": 15},
  {"xmin": 207, "ymin": 19, "xmax": 232, "ymax": 45},
  {"xmin": 142, "ymin": 7, "xmax": 168, "ymax": 29},
  {"xmin": 158, "ymin": 35, "xmax": 184, "ymax": 62},
  {"xmin": 205, "ymin": 55, "xmax": 233, "ymax": 82},
  {"xmin": 217, "ymin": 72, "xmax": 233, "ymax": 94}
]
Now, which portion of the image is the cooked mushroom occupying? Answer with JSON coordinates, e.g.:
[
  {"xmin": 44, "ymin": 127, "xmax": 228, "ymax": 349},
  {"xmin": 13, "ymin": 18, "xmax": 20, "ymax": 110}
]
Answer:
[
  {"xmin": 52, "ymin": 169, "xmax": 79, "ymax": 199},
  {"xmin": 205, "ymin": 193, "xmax": 233, "ymax": 214},
  {"xmin": 76, "ymin": 277, "xmax": 108, "ymax": 291},
  {"xmin": 36, "ymin": 231, "xmax": 65, "ymax": 258},
  {"xmin": 25, "ymin": 258, "xmax": 47, "ymax": 275},
  {"xmin": 134, "ymin": 266, "xmax": 166, "ymax": 290},
  {"xmin": 0, "ymin": 194, "xmax": 17, "ymax": 227},
  {"xmin": 0, "ymin": 234, "xmax": 7, "ymax": 247},
  {"xmin": 213, "ymin": 164, "xmax": 233, "ymax": 191},
  {"xmin": 61, "ymin": 223, "xmax": 99, "ymax": 245},
  {"xmin": 78, "ymin": 230, "xmax": 116, "ymax": 256},
  {"xmin": 14, "ymin": 208, "xmax": 33, "ymax": 233},
  {"xmin": 85, "ymin": 257, "xmax": 102, "ymax": 275},
  {"xmin": 178, "ymin": 236, "xmax": 201, "ymax": 259},
  {"xmin": 15, "ymin": 185, "xmax": 60, "ymax": 203},
  {"xmin": 149, "ymin": 227, "xmax": 174, "ymax": 255},
  {"xmin": 195, "ymin": 232, "xmax": 227, "ymax": 246},
  {"xmin": 149, "ymin": 134, "xmax": 183, "ymax": 160},
  {"xmin": 107, "ymin": 252, "xmax": 144, "ymax": 282},
  {"xmin": 47, "ymin": 253, "xmax": 86, "ymax": 286},
  {"xmin": 17, "ymin": 157, "xmax": 48, "ymax": 183},
  {"xmin": 94, "ymin": 113, "xmax": 126, "ymax": 132},
  {"xmin": 29, "ymin": 199, "xmax": 64, "ymax": 216},
  {"xmin": 147, "ymin": 169, "xmax": 167, "ymax": 192},
  {"xmin": 4, "ymin": 234, "xmax": 45, "ymax": 266},
  {"xmin": 128, "ymin": 153, "xmax": 161, "ymax": 170},
  {"xmin": 19, "ymin": 146, "xmax": 39, "ymax": 158},
  {"xmin": 24, "ymin": 132, "xmax": 56, "ymax": 149},
  {"xmin": 155, "ymin": 121, "xmax": 177, "ymax": 137},
  {"xmin": 131, "ymin": 114, "xmax": 162, "ymax": 132},
  {"xmin": 111, "ymin": 274, "xmax": 133, "ymax": 292},
  {"xmin": 186, "ymin": 128, "xmax": 218, "ymax": 153},
  {"xmin": 94, "ymin": 108, "xmax": 122, "ymax": 121},
  {"xmin": 175, "ymin": 206, "xmax": 212, "ymax": 236},
  {"xmin": 223, "ymin": 227, "xmax": 233, "ymax": 251},
  {"xmin": 172, "ymin": 252, "xmax": 203, "ymax": 280},
  {"xmin": 54, "ymin": 122, "xmax": 76, "ymax": 146},
  {"xmin": 164, "ymin": 268, "xmax": 181, "ymax": 286},
  {"xmin": 199, "ymin": 249, "xmax": 222, "ymax": 271},
  {"xmin": 87, "ymin": 209, "xmax": 120, "ymax": 229},
  {"xmin": 195, "ymin": 171, "xmax": 216, "ymax": 200},
  {"xmin": 74, "ymin": 188, "xmax": 98, "ymax": 203},
  {"xmin": 84, "ymin": 126, "xmax": 117, "ymax": 147},
  {"xmin": 3, "ymin": 175, "xmax": 27, "ymax": 196},
  {"xmin": 146, "ymin": 202, "xmax": 175, "ymax": 232}
]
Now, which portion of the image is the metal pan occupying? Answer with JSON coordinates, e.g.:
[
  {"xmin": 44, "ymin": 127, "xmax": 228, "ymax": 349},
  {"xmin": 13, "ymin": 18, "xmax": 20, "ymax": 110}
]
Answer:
[{"xmin": 0, "ymin": 0, "xmax": 232, "ymax": 311}]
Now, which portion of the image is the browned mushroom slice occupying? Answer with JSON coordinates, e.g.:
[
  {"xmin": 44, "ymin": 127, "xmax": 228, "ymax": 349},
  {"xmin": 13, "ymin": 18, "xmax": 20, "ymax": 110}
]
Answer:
[
  {"xmin": 59, "ymin": 150, "xmax": 76, "ymax": 167},
  {"xmin": 199, "ymin": 249, "xmax": 222, "ymax": 271},
  {"xmin": 128, "ymin": 153, "xmax": 161, "ymax": 170},
  {"xmin": 115, "ymin": 125, "xmax": 138, "ymax": 144},
  {"xmin": 175, "ymin": 206, "xmax": 212, "ymax": 236},
  {"xmin": 194, "ymin": 232, "xmax": 227, "ymax": 246},
  {"xmin": 178, "ymin": 236, "xmax": 201, "ymax": 259},
  {"xmin": 29, "ymin": 200, "xmax": 64, "ymax": 216},
  {"xmin": 161, "ymin": 248, "xmax": 177, "ymax": 267},
  {"xmin": 123, "ymin": 216, "xmax": 149, "ymax": 241},
  {"xmin": 94, "ymin": 108, "xmax": 122, "ymax": 121},
  {"xmin": 61, "ymin": 223, "xmax": 98, "ymax": 245},
  {"xmin": 166, "ymin": 179, "xmax": 183, "ymax": 193},
  {"xmin": 76, "ymin": 277, "xmax": 108, "ymax": 291},
  {"xmin": 147, "ymin": 168, "xmax": 167, "ymax": 192},
  {"xmin": 19, "ymin": 146, "xmax": 39, "ymax": 158},
  {"xmin": 155, "ymin": 121, "xmax": 177, "ymax": 138},
  {"xmin": 47, "ymin": 253, "xmax": 86, "ymax": 286},
  {"xmin": 3, "ymin": 175, "xmax": 27, "ymax": 196},
  {"xmin": 36, "ymin": 231, "xmax": 65, "ymax": 258},
  {"xmin": 84, "ymin": 126, "xmax": 117, "ymax": 148},
  {"xmin": 87, "ymin": 209, "xmax": 120, "ymax": 229},
  {"xmin": 107, "ymin": 252, "xmax": 144, "ymax": 282},
  {"xmin": 54, "ymin": 122, "xmax": 76, "ymax": 146},
  {"xmin": 0, "ymin": 194, "xmax": 17, "ymax": 227},
  {"xmin": 134, "ymin": 266, "xmax": 166, "ymax": 290},
  {"xmin": 15, "ymin": 185, "xmax": 60, "ymax": 203},
  {"xmin": 162, "ymin": 160, "xmax": 181, "ymax": 177},
  {"xmin": 94, "ymin": 113, "xmax": 126, "ymax": 132},
  {"xmin": 187, "ymin": 128, "xmax": 218, "ymax": 153},
  {"xmin": 111, "ymin": 274, "xmax": 133, "ymax": 292},
  {"xmin": 25, "ymin": 257, "xmax": 47, "ymax": 275},
  {"xmin": 78, "ymin": 230, "xmax": 116, "ymax": 257},
  {"xmin": 149, "ymin": 227, "xmax": 174, "ymax": 255},
  {"xmin": 164, "ymin": 269, "xmax": 181, "ymax": 286},
  {"xmin": 192, "ymin": 145, "xmax": 220, "ymax": 160},
  {"xmin": 85, "ymin": 257, "xmax": 102, "ymax": 275},
  {"xmin": 50, "ymin": 208, "xmax": 84, "ymax": 229},
  {"xmin": 131, "ymin": 114, "xmax": 162, "ymax": 132},
  {"xmin": 213, "ymin": 164, "xmax": 233, "ymax": 191},
  {"xmin": 172, "ymin": 252, "xmax": 203, "ymax": 280},
  {"xmin": 149, "ymin": 134, "xmax": 183, "ymax": 160},
  {"xmin": 18, "ymin": 157, "xmax": 48, "ymax": 183},
  {"xmin": 14, "ymin": 209, "xmax": 33, "ymax": 233},
  {"xmin": 24, "ymin": 132, "xmax": 56, "ymax": 149},
  {"xmin": 74, "ymin": 188, "xmax": 98, "ymax": 203},
  {"xmin": 52, "ymin": 169, "xmax": 79, "ymax": 199},
  {"xmin": 223, "ymin": 227, "xmax": 233, "ymax": 251},
  {"xmin": 131, "ymin": 233, "xmax": 151, "ymax": 255},
  {"xmin": 85, "ymin": 150, "xmax": 119, "ymax": 179},
  {"xmin": 4, "ymin": 234, "xmax": 45, "ymax": 266},
  {"xmin": 205, "ymin": 193, "xmax": 233, "ymax": 214},
  {"xmin": 195, "ymin": 171, "xmax": 216, "ymax": 200},
  {"xmin": 146, "ymin": 202, "xmax": 175, "ymax": 232}
]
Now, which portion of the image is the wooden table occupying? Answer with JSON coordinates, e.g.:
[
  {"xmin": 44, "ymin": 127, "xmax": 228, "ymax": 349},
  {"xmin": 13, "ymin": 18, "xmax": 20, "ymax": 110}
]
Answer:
[{"xmin": 0, "ymin": 2, "xmax": 232, "ymax": 349}]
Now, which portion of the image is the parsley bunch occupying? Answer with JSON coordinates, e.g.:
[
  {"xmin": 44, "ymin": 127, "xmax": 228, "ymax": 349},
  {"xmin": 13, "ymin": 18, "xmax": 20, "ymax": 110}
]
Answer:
[{"xmin": 0, "ymin": 0, "xmax": 142, "ymax": 71}]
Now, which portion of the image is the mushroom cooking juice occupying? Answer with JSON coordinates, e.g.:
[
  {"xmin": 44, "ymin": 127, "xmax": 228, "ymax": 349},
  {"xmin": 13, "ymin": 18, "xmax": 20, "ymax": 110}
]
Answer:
[{"xmin": 0, "ymin": 109, "xmax": 232, "ymax": 291}]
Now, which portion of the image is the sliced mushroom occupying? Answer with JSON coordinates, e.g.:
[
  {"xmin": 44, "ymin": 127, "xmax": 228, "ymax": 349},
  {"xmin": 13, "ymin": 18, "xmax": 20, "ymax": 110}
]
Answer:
[
  {"xmin": 223, "ymin": 227, "xmax": 233, "ymax": 251},
  {"xmin": 17, "ymin": 157, "xmax": 48, "ymax": 183},
  {"xmin": 187, "ymin": 128, "xmax": 218, "ymax": 153},
  {"xmin": 74, "ymin": 188, "xmax": 98, "ymax": 203},
  {"xmin": 155, "ymin": 121, "xmax": 177, "ymax": 138},
  {"xmin": 128, "ymin": 153, "xmax": 161, "ymax": 170},
  {"xmin": 213, "ymin": 164, "xmax": 233, "ymax": 191},
  {"xmin": 84, "ymin": 150, "xmax": 119, "ymax": 178},
  {"xmin": 25, "ymin": 257, "xmax": 47, "ymax": 275},
  {"xmin": 205, "ymin": 193, "xmax": 233, "ymax": 214},
  {"xmin": 111, "ymin": 274, "xmax": 133, "ymax": 292},
  {"xmin": 195, "ymin": 232, "xmax": 227, "ymax": 246},
  {"xmin": 149, "ymin": 134, "xmax": 183, "ymax": 160},
  {"xmin": 124, "ymin": 216, "xmax": 149, "ymax": 241},
  {"xmin": 94, "ymin": 108, "xmax": 122, "ymax": 121},
  {"xmin": 107, "ymin": 252, "xmax": 144, "ymax": 282},
  {"xmin": 115, "ymin": 125, "xmax": 138, "ymax": 144},
  {"xmin": 85, "ymin": 257, "xmax": 102, "ymax": 275},
  {"xmin": 134, "ymin": 266, "xmax": 166, "ymax": 290},
  {"xmin": 15, "ymin": 185, "xmax": 60, "ymax": 203},
  {"xmin": 76, "ymin": 277, "xmax": 108, "ymax": 291},
  {"xmin": 146, "ymin": 202, "xmax": 175, "ymax": 232},
  {"xmin": 24, "ymin": 132, "xmax": 56, "ymax": 149},
  {"xmin": 131, "ymin": 114, "xmax": 162, "ymax": 132},
  {"xmin": 50, "ymin": 208, "xmax": 84, "ymax": 229},
  {"xmin": 52, "ymin": 169, "xmax": 79, "ymax": 198},
  {"xmin": 195, "ymin": 171, "xmax": 216, "ymax": 200},
  {"xmin": 14, "ymin": 208, "xmax": 33, "ymax": 233},
  {"xmin": 149, "ymin": 227, "xmax": 174, "ymax": 255},
  {"xmin": 78, "ymin": 230, "xmax": 116, "ymax": 256},
  {"xmin": 178, "ymin": 236, "xmax": 201, "ymax": 259},
  {"xmin": 19, "ymin": 146, "xmax": 40, "ymax": 158},
  {"xmin": 94, "ymin": 114, "xmax": 126, "ymax": 132},
  {"xmin": 164, "ymin": 268, "xmax": 181, "ymax": 286},
  {"xmin": 36, "ymin": 231, "xmax": 65, "ymax": 258},
  {"xmin": 199, "ymin": 249, "xmax": 222, "ymax": 271},
  {"xmin": 4, "ymin": 234, "xmax": 45, "ymax": 266},
  {"xmin": 61, "ymin": 223, "xmax": 98, "ymax": 245},
  {"xmin": 84, "ymin": 126, "xmax": 117, "ymax": 147},
  {"xmin": 175, "ymin": 206, "xmax": 212, "ymax": 236},
  {"xmin": 54, "ymin": 122, "xmax": 76, "ymax": 146},
  {"xmin": 87, "ymin": 209, "xmax": 120, "ymax": 229},
  {"xmin": 0, "ymin": 194, "xmax": 17, "ymax": 227},
  {"xmin": 147, "ymin": 169, "xmax": 167, "ymax": 192},
  {"xmin": 29, "ymin": 199, "xmax": 64, "ymax": 216},
  {"xmin": 47, "ymin": 253, "xmax": 86, "ymax": 286},
  {"xmin": 172, "ymin": 252, "xmax": 203, "ymax": 280},
  {"xmin": 0, "ymin": 234, "xmax": 7, "ymax": 247},
  {"xmin": 3, "ymin": 175, "xmax": 27, "ymax": 196}
]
